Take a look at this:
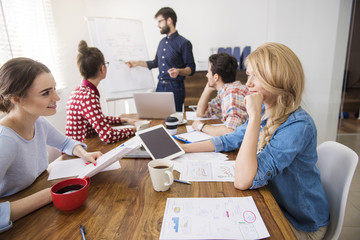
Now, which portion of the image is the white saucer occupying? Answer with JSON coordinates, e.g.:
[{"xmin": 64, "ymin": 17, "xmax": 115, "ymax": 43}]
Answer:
[{"xmin": 178, "ymin": 119, "xmax": 188, "ymax": 125}]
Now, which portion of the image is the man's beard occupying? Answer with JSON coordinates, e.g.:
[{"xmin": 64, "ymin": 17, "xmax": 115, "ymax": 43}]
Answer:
[{"xmin": 160, "ymin": 24, "xmax": 170, "ymax": 35}]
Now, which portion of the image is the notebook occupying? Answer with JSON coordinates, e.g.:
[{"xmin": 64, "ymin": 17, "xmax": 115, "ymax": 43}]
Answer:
[
  {"xmin": 48, "ymin": 137, "xmax": 141, "ymax": 180},
  {"xmin": 135, "ymin": 124, "xmax": 185, "ymax": 160},
  {"xmin": 133, "ymin": 92, "xmax": 176, "ymax": 119}
]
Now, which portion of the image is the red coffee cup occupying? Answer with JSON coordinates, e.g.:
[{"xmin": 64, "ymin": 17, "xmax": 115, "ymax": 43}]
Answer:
[{"xmin": 51, "ymin": 177, "xmax": 90, "ymax": 213}]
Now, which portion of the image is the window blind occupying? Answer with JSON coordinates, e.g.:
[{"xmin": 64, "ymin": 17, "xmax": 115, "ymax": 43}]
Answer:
[{"xmin": 0, "ymin": 0, "xmax": 63, "ymax": 88}]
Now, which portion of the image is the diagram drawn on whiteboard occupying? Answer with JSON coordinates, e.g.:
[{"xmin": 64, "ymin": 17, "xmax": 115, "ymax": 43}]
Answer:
[{"xmin": 86, "ymin": 17, "xmax": 155, "ymax": 101}]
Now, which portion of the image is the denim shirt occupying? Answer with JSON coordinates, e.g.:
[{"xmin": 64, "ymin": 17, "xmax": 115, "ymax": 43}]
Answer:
[
  {"xmin": 212, "ymin": 106, "xmax": 330, "ymax": 232},
  {"xmin": 146, "ymin": 31, "xmax": 196, "ymax": 81}
]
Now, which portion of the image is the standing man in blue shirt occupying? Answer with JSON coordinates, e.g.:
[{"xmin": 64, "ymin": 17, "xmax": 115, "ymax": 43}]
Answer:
[{"xmin": 126, "ymin": 7, "xmax": 196, "ymax": 112}]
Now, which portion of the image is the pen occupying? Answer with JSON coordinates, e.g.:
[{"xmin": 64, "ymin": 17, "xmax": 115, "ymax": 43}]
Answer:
[
  {"xmin": 173, "ymin": 135, "xmax": 191, "ymax": 144},
  {"xmin": 80, "ymin": 225, "xmax": 86, "ymax": 240},
  {"xmin": 189, "ymin": 105, "xmax": 197, "ymax": 112},
  {"xmin": 174, "ymin": 179, "xmax": 191, "ymax": 185}
]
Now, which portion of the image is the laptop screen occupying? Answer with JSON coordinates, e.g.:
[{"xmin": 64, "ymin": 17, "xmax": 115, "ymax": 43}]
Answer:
[{"xmin": 135, "ymin": 125, "xmax": 184, "ymax": 160}]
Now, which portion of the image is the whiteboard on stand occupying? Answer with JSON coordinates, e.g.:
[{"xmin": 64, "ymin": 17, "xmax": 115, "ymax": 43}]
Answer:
[{"xmin": 86, "ymin": 17, "xmax": 155, "ymax": 101}]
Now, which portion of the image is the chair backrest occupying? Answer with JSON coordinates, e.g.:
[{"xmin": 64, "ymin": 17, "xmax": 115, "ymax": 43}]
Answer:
[
  {"xmin": 316, "ymin": 141, "xmax": 358, "ymax": 240},
  {"xmin": 233, "ymin": 46, "xmax": 241, "ymax": 70},
  {"xmin": 240, "ymin": 46, "xmax": 251, "ymax": 70}
]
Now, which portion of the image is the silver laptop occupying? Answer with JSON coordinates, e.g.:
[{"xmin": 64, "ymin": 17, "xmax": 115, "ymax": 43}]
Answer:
[{"xmin": 133, "ymin": 92, "xmax": 176, "ymax": 119}]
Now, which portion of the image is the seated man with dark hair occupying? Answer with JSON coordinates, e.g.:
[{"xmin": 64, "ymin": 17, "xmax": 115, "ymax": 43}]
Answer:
[{"xmin": 193, "ymin": 53, "xmax": 248, "ymax": 136}]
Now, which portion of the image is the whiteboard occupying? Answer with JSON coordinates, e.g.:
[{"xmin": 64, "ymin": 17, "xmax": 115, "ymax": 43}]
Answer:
[{"xmin": 86, "ymin": 17, "xmax": 155, "ymax": 101}]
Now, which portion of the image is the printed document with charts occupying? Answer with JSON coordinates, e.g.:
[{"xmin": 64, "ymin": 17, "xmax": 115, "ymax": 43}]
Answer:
[
  {"xmin": 160, "ymin": 197, "xmax": 270, "ymax": 239},
  {"xmin": 179, "ymin": 160, "xmax": 235, "ymax": 182},
  {"xmin": 48, "ymin": 137, "xmax": 141, "ymax": 180}
]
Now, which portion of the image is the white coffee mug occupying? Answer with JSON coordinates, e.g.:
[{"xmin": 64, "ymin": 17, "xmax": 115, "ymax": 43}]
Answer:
[
  {"xmin": 135, "ymin": 120, "xmax": 151, "ymax": 131},
  {"xmin": 170, "ymin": 112, "xmax": 184, "ymax": 124},
  {"xmin": 148, "ymin": 159, "xmax": 174, "ymax": 192}
]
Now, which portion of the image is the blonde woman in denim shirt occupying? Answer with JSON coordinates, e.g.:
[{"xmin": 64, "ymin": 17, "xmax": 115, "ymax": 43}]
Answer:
[{"xmin": 182, "ymin": 43, "xmax": 330, "ymax": 240}]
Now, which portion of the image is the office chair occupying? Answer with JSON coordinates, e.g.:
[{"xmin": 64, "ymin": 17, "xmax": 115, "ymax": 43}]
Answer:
[
  {"xmin": 240, "ymin": 46, "xmax": 251, "ymax": 70},
  {"xmin": 217, "ymin": 47, "xmax": 225, "ymax": 53},
  {"xmin": 316, "ymin": 141, "xmax": 358, "ymax": 240},
  {"xmin": 233, "ymin": 46, "xmax": 241, "ymax": 70},
  {"xmin": 224, "ymin": 47, "xmax": 232, "ymax": 55},
  {"xmin": 217, "ymin": 47, "xmax": 232, "ymax": 55}
]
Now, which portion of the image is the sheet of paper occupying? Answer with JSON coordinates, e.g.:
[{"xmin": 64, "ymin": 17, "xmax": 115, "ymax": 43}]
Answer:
[
  {"xmin": 179, "ymin": 160, "xmax": 235, "ymax": 182},
  {"xmin": 185, "ymin": 111, "xmax": 218, "ymax": 121},
  {"xmin": 172, "ymin": 152, "xmax": 228, "ymax": 173},
  {"xmin": 185, "ymin": 125, "xmax": 193, "ymax": 132},
  {"xmin": 160, "ymin": 197, "xmax": 270, "ymax": 239},
  {"xmin": 48, "ymin": 158, "xmax": 120, "ymax": 180},
  {"xmin": 174, "ymin": 131, "xmax": 212, "ymax": 143}
]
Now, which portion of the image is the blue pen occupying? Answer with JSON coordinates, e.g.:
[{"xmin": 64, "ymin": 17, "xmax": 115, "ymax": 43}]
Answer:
[
  {"xmin": 174, "ymin": 179, "xmax": 192, "ymax": 185},
  {"xmin": 80, "ymin": 225, "xmax": 86, "ymax": 240},
  {"xmin": 173, "ymin": 135, "xmax": 191, "ymax": 144}
]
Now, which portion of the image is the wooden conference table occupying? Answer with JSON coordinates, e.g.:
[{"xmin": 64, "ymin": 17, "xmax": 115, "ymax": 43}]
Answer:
[{"xmin": 0, "ymin": 117, "xmax": 295, "ymax": 240}]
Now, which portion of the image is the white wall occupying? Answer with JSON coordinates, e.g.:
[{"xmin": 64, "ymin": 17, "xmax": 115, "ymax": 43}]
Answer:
[
  {"xmin": 46, "ymin": 0, "xmax": 88, "ymax": 131},
  {"xmin": 49, "ymin": 0, "xmax": 352, "ymax": 144}
]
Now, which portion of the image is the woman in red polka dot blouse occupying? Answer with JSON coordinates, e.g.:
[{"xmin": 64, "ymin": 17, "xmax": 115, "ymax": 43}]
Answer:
[{"xmin": 65, "ymin": 40, "xmax": 139, "ymax": 143}]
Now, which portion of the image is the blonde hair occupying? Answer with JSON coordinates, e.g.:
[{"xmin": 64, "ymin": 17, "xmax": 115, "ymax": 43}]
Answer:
[{"xmin": 245, "ymin": 42, "xmax": 305, "ymax": 151}]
